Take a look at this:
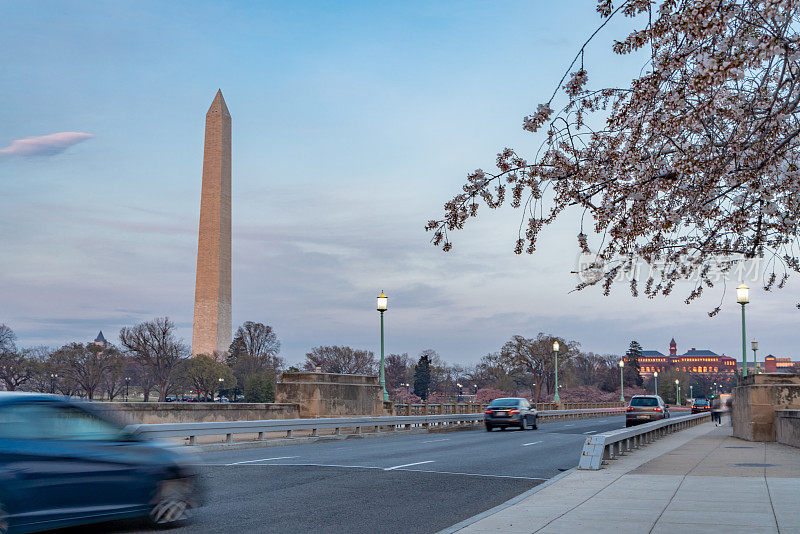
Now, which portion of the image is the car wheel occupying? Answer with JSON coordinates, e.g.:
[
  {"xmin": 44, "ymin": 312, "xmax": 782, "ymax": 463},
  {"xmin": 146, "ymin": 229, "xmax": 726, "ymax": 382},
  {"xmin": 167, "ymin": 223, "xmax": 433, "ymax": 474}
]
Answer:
[
  {"xmin": 485, "ymin": 424, "xmax": 493, "ymax": 432},
  {"xmin": 532, "ymin": 417, "xmax": 538, "ymax": 430},
  {"xmin": 499, "ymin": 426, "xmax": 505, "ymax": 431},
  {"xmin": 149, "ymin": 478, "xmax": 193, "ymax": 526},
  {"xmin": 521, "ymin": 417, "xmax": 529, "ymax": 431},
  {"xmin": 625, "ymin": 421, "xmax": 632, "ymax": 428}
]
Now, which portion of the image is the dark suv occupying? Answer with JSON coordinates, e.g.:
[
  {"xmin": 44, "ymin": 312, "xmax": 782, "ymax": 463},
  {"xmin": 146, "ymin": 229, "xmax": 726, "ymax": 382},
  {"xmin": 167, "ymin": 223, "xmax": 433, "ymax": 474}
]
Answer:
[
  {"xmin": 484, "ymin": 397, "xmax": 538, "ymax": 431},
  {"xmin": 625, "ymin": 395, "xmax": 670, "ymax": 427}
]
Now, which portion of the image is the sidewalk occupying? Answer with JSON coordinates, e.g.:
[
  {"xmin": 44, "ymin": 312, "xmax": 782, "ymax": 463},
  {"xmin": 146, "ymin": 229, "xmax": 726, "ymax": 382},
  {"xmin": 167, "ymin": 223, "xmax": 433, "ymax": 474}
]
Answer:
[{"xmin": 445, "ymin": 419, "xmax": 800, "ymax": 533}]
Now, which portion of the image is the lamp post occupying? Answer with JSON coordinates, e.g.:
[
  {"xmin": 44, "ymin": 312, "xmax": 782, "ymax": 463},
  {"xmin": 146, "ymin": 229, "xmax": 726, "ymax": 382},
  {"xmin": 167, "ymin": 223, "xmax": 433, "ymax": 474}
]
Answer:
[
  {"xmin": 737, "ymin": 283, "xmax": 749, "ymax": 377},
  {"xmin": 619, "ymin": 360, "xmax": 625, "ymax": 402},
  {"xmin": 218, "ymin": 377, "xmax": 224, "ymax": 402},
  {"xmin": 456, "ymin": 382, "xmax": 463, "ymax": 401},
  {"xmin": 675, "ymin": 379, "xmax": 680, "ymax": 405},
  {"xmin": 690, "ymin": 385, "xmax": 693, "ymax": 401},
  {"xmin": 377, "ymin": 291, "xmax": 389, "ymax": 402},
  {"xmin": 50, "ymin": 373, "xmax": 57, "ymax": 394},
  {"xmin": 552, "ymin": 341, "xmax": 560, "ymax": 402},
  {"xmin": 125, "ymin": 377, "xmax": 130, "ymax": 402},
  {"xmin": 713, "ymin": 381, "xmax": 717, "ymax": 396},
  {"xmin": 751, "ymin": 341, "xmax": 758, "ymax": 374},
  {"xmin": 654, "ymin": 371, "xmax": 658, "ymax": 397}
]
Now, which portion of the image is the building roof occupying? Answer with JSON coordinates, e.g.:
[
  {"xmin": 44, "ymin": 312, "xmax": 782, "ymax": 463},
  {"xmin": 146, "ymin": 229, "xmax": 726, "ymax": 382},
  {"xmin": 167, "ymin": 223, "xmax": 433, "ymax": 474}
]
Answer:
[
  {"xmin": 641, "ymin": 350, "xmax": 667, "ymax": 357},
  {"xmin": 94, "ymin": 331, "xmax": 107, "ymax": 343},
  {"xmin": 670, "ymin": 338, "xmax": 676, "ymax": 346},
  {"xmin": 681, "ymin": 349, "xmax": 719, "ymax": 357}
]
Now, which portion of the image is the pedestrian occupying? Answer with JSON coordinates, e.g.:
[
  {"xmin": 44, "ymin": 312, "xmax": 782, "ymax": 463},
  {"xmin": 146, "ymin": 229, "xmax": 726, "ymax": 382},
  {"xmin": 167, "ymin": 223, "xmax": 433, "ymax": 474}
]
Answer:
[
  {"xmin": 725, "ymin": 397, "xmax": 733, "ymax": 426},
  {"xmin": 711, "ymin": 396, "xmax": 723, "ymax": 425}
]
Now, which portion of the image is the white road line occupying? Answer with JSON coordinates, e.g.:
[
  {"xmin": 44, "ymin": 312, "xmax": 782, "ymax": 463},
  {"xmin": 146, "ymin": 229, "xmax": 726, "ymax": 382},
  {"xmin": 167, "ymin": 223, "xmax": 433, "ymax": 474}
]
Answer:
[
  {"xmin": 583, "ymin": 430, "xmax": 597, "ymax": 434},
  {"xmin": 226, "ymin": 456, "xmax": 298, "ymax": 466},
  {"xmin": 384, "ymin": 460, "xmax": 434, "ymax": 471},
  {"xmin": 400, "ymin": 468, "xmax": 548, "ymax": 481},
  {"xmin": 421, "ymin": 438, "xmax": 450, "ymax": 443},
  {"xmin": 522, "ymin": 441, "xmax": 543, "ymax": 446}
]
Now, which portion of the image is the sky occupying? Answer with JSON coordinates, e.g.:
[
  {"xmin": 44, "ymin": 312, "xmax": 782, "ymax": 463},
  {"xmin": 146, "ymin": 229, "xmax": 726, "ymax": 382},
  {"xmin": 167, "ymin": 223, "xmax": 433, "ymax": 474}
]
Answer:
[{"xmin": 1, "ymin": 1, "xmax": 797, "ymax": 367}]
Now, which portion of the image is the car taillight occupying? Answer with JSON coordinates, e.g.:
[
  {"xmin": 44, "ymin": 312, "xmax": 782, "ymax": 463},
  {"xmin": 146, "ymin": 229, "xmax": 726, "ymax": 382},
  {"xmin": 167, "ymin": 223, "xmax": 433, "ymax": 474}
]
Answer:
[
  {"xmin": 626, "ymin": 406, "xmax": 634, "ymax": 412},
  {"xmin": 485, "ymin": 410, "xmax": 493, "ymax": 414},
  {"xmin": 509, "ymin": 409, "xmax": 520, "ymax": 414},
  {"xmin": 653, "ymin": 407, "xmax": 662, "ymax": 412}
]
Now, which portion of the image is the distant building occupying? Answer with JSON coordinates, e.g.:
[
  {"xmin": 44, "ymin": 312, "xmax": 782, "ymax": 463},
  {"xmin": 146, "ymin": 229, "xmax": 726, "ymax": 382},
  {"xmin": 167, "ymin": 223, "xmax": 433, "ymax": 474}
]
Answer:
[
  {"xmin": 764, "ymin": 355, "xmax": 800, "ymax": 374},
  {"xmin": 93, "ymin": 331, "xmax": 108, "ymax": 348},
  {"xmin": 632, "ymin": 339, "xmax": 737, "ymax": 377}
]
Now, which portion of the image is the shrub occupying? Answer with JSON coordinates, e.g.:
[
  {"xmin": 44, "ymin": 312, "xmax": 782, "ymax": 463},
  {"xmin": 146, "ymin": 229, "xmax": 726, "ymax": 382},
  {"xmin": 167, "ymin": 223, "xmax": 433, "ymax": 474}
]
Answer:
[{"xmin": 244, "ymin": 373, "xmax": 274, "ymax": 403}]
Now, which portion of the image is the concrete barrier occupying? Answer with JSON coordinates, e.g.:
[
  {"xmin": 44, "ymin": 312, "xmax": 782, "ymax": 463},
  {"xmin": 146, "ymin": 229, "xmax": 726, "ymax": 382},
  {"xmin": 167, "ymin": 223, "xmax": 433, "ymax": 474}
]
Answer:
[
  {"xmin": 775, "ymin": 409, "xmax": 800, "ymax": 448},
  {"xmin": 93, "ymin": 402, "xmax": 300, "ymax": 424},
  {"xmin": 277, "ymin": 372, "xmax": 383, "ymax": 417},
  {"xmin": 733, "ymin": 373, "xmax": 800, "ymax": 441},
  {"xmin": 578, "ymin": 412, "xmax": 710, "ymax": 470}
]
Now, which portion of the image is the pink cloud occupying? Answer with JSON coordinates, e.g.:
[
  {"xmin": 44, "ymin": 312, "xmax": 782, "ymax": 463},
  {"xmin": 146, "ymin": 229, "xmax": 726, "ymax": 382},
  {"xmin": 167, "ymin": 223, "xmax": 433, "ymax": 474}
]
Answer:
[{"xmin": 0, "ymin": 132, "xmax": 94, "ymax": 157}]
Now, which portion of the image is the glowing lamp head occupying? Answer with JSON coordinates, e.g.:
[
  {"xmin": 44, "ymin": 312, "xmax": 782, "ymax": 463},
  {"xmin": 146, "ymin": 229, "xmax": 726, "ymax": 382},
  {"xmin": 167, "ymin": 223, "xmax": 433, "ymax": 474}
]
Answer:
[
  {"xmin": 619, "ymin": 360, "xmax": 625, "ymax": 368},
  {"xmin": 553, "ymin": 341, "xmax": 560, "ymax": 352},
  {"xmin": 751, "ymin": 341, "xmax": 758, "ymax": 351},
  {"xmin": 736, "ymin": 283, "xmax": 749, "ymax": 304},
  {"xmin": 377, "ymin": 291, "xmax": 388, "ymax": 311},
  {"xmin": 675, "ymin": 379, "xmax": 679, "ymax": 385},
  {"xmin": 654, "ymin": 371, "xmax": 658, "ymax": 377}
]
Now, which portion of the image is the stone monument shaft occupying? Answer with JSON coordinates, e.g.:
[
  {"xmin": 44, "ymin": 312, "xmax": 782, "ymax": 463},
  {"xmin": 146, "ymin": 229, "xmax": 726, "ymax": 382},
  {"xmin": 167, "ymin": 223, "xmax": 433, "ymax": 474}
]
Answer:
[{"xmin": 192, "ymin": 90, "xmax": 232, "ymax": 357}]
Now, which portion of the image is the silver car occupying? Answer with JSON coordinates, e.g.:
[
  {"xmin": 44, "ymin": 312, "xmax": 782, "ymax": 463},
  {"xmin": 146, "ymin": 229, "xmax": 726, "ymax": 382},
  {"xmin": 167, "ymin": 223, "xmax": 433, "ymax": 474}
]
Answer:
[{"xmin": 625, "ymin": 395, "xmax": 670, "ymax": 427}]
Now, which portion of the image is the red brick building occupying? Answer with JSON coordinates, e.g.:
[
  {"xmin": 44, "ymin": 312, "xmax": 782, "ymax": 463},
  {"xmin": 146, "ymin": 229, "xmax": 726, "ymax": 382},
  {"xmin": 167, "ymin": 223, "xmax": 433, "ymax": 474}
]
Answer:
[
  {"xmin": 634, "ymin": 338, "xmax": 737, "ymax": 377},
  {"xmin": 764, "ymin": 355, "xmax": 800, "ymax": 373}
]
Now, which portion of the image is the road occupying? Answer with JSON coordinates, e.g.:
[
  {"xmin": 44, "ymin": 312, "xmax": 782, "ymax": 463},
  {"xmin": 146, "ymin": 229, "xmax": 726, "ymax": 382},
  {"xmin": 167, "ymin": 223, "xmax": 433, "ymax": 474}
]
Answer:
[{"xmin": 59, "ymin": 415, "xmax": 626, "ymax": 534}]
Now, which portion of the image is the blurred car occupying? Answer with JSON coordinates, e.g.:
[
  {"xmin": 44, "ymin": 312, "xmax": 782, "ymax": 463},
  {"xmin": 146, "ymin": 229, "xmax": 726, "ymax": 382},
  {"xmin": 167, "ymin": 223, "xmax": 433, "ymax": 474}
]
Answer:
[
  {"xmin": 691, "ymin": 399, "xmax": 711, "ymax": 414},
  {"xmin": 0, "ymin": 392, "xmax": 201, "ymax": 533},
  {"xmin": 484, "ymin": 397, "xmax": 538, "ymax": 431},
  {"xmin": 625, "ymin": 395, "xmax": 670, "ymax": 427},
  {"xmin": 217, "ymin": 396, "xmax": 229, "ymax": 403}
]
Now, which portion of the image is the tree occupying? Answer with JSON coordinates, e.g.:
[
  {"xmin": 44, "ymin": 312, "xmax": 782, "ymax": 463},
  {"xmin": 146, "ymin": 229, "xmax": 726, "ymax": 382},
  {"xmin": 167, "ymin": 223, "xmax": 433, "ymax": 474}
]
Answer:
[
  {"xmin": 119, "ymin": 317, "xmax": 188, "ymax": 402},
  {"xmin": 499, "ymin": 334, "xmax": 579, "ymax": 401},
  {"xmin": 174, "ymin": 354, "xmax": 235, "ymax": 400},
  {"xmin": 413, "ymin": 353, "xmax": 431, "ymax": 400},
  {"xmin": 228, "ymin": 322, "xmax": 284, "ymax": 392},
  {"xmin": 428, "ymin": 0, "xmax": 800, "ymax": 310},
  {"xmin": 625, "ymin": 341, "xmax": 644, "ymax": 387},
  {"xmin": 244, "ymin": 373, "xmax": 275, "ymax": 403},
  {"xmin": 303, "ymin": 346, "xmax": 376, "ymax": 374},
  {"xmin": 51, "ymin": 343, "xmax": 123, "ymax": 400},
  {"xmin": 384, "ymin": 353, "xmax": 413, "ymax": 389}
]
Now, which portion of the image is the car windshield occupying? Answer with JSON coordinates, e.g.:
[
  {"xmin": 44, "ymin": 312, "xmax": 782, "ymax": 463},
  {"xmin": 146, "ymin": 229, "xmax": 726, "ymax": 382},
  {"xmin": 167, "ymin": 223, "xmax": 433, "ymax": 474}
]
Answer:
[
  {"xmin": 630, "ymin": 397, "xmax": 659, "ymax": 407},
  {"xmin": 694, "ymin": 400, "xmax": 709, "ymax": 405},
  {"xmin": 488, "ymin": 398, "xmax": 520, "ymax": 407}
]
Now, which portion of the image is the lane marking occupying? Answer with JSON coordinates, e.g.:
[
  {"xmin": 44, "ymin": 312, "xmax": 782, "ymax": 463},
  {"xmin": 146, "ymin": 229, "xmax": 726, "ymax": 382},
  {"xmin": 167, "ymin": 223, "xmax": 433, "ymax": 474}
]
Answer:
[
  {"xmin": 226, "ymin": 456, "xmax": 298, "ymax": 466},
  {"xmin": 421, "ymin": 438, "xmax": 450, "ymax": 443},
  {"xmin": 211, "ymin": 462, "xmax": 548, "ymax": 480},
  {"xmin": 384, "ymin": 460, "xmax": 434, "ymax": 471},
  {"xmin": 522, "ymin": 441, "xmax": 543, "ymax": 446},
  {"xmin": 583, "ymin": 430, "xmax": 597, "ymax": 434}
]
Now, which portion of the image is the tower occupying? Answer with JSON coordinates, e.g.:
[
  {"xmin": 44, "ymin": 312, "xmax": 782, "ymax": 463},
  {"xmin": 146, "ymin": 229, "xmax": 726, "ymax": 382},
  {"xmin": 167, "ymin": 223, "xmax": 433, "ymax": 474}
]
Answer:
[
  {"xmin": 669, "ymin": 338, "xmax": 677, "ymax": 356},
  {"xmin": 191, "ymin": 90, "xmax": 232, "ymax": 357}
]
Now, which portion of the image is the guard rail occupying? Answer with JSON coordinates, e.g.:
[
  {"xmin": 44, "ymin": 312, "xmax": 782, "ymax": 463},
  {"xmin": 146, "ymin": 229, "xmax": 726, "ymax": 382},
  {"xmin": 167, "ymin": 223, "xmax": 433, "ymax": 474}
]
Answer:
[
  {"xmin": 578, "ymin": 412, "xmax": 710, "ymax": 470},
  {"xmin": 128, "ymin": 407, "xmax": 625, "ymax": 446}
]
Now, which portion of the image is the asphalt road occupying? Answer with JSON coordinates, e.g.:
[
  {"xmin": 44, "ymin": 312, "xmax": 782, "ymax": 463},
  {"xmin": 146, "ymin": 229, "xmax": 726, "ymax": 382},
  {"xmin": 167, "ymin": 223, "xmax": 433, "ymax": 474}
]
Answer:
[{"xmin": 59, "ymin": 415, "xmax": 626, "ymax": 534}]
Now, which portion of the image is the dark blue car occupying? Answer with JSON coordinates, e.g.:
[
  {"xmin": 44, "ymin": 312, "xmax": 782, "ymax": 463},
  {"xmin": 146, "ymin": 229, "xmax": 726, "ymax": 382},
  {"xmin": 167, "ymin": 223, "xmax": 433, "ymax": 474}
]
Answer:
[{"xmin": 0, "ymin": 393, "xmax": 200, "ymax": 533}]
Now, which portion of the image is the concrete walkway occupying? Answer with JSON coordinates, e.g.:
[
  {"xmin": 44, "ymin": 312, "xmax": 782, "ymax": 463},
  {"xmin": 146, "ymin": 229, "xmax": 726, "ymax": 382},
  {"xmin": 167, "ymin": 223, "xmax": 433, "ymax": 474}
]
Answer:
[{"xmin": 444, "ymin": 419, "xmax": 800, "ymax": 533}]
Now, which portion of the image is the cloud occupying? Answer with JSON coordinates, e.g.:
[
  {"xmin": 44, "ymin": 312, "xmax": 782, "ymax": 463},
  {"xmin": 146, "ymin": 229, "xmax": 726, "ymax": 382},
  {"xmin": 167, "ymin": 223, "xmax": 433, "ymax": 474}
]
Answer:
[{"xmin": 0, "ymin": 132, "xmax": 94, "ymax": 158}]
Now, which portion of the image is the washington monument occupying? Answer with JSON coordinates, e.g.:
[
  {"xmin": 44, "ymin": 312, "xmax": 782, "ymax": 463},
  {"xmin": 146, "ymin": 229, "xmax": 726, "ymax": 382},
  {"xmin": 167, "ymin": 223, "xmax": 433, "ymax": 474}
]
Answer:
[{"xmin": 191, "ymin": 90, "xmax": 232, "ymax": 357}]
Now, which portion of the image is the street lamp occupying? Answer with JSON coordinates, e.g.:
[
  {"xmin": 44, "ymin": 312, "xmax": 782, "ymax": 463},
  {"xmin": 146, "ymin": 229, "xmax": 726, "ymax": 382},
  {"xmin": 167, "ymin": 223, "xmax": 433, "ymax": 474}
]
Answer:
[
  {"xmin": 377, "ymin": 291, "xmax": 389, "ymax": 402},
  {"xmin": 50, "ymin": 373, "xmax": 57, "ymax": 394},
  {"xmin": 690, "ymin": 384, "xmax": 693, "ymax": 401},
  {"xmin": 125, "ymin": 376, "xmax": 130, "ymax": 402},
  {"xmin": 619, "ymin": 360, "xmax": 625, "ymax": 402},
  {"xmin": 552, "ymin": 341, "xmax": 560, "ymax": 402},
  {"xmin": 751, "ymin": 340, "xmax": 758, "ymax": 374},
  {"xmin": 675, "ymin": 379, "xmax": 680, "ymax": 405},
  {"xmin": 654, "ymin": 371, "xmax": 658, "ymax": 397},
  {"xmin": 713, "ymin": 381, "xmax": 717, "ymax": 395},
  {"xmin": 456, "ymin": 382, "xmax": 463, "ymax": 401},
  {"xmin": 218, "ymin": 377, "xmax": 224, "ymax": 402},
  {"xmin": 737, "ymin": 283, "xmax": 749, "ymax": 377}
]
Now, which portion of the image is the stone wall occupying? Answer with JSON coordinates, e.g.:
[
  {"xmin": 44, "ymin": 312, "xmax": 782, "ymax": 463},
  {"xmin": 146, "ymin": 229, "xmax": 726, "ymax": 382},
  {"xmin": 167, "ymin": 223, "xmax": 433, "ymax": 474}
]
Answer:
[
  {"xmin": 733, "ymin": 373, "xmax": 800, "ymax": 441},
  {"xmin": 276, "ymin": 372, "xmax": 382, "ymax": 418},
  {"xmin": 93, "ymin": 402, "xmax": 300, "ymax": 425},
  {"xmin": 775, "ymin": 410, "xmax": 800, "ymax": 448}
]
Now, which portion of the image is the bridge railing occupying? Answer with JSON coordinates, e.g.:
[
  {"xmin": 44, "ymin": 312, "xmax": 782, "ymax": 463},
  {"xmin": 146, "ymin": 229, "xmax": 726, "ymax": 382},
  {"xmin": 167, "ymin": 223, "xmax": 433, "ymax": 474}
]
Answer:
[
  {"xmin": 578, "ymin": 412, "xmax": 710, "ymax": 470},
  {"xmin": 127, "ymin": 407, "xmax": 626, "ymax": 446},
  {"xmin": 392, "ymin": 401, "xmax": 625, "ymax": 416}
]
